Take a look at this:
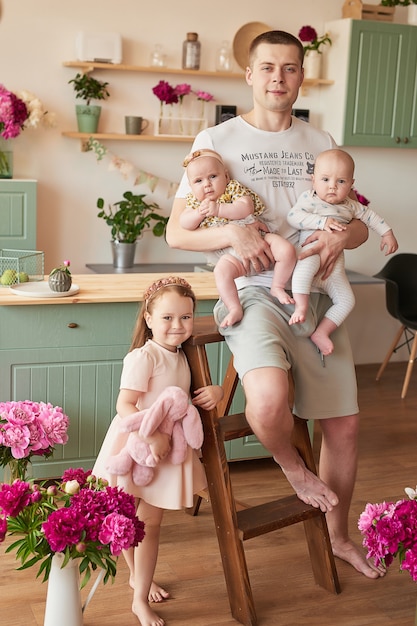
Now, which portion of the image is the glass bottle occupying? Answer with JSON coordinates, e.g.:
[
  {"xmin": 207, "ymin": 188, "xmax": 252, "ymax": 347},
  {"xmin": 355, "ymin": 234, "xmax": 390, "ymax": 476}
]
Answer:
[
  {"xmin": 182, "ymin": 32, "xmax": 201, "ymax": 70},
  {"xmin": 215, "ymin": 40, "xmax": 232, "ymax": 72},
  {"xmin": 149, "ymin": 44, "xmax": 166, "ymax": 68}
]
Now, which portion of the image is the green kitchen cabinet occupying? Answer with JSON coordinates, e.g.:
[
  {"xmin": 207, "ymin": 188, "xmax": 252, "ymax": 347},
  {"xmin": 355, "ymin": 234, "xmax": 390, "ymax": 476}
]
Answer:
[
  {"xmin": 0, "ymin": 179, "xmax": 37, "ymax": 249},
  {"xmin": 0, "ymin": 298, "xmax": 269, "ymax": 479},
  {"xmin": 322, "ymin": 19, "xmax": 417, "ymax": 148}
]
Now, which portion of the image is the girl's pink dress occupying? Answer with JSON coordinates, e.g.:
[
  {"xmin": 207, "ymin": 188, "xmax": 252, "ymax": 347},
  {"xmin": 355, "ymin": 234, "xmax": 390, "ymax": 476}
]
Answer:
[{"xmin": 93, "ymin": 340, "xmax": 207, "ymax": 509}]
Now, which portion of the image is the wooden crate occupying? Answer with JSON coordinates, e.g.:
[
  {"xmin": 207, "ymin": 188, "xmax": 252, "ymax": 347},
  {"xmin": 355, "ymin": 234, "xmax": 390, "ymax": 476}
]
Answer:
[{"xmin": 342, "ymin": 1, "xmax": 395, "ymax": 22}]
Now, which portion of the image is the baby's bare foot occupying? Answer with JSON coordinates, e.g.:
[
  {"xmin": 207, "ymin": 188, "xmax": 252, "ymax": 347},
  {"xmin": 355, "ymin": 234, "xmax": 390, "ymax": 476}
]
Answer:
[
  {"xmin": 277, "ymin": 459, "xmax": 339, "ymax": 513},
  {"xmin": 149, "ymin": 581, "xmax": 170, "ymax": 603},
  {"xmin": 132, "ymin": 599, "xmax": 165, "ymax": 626},
  {"xmin": 289, "ymin": 308, "xmax": 306, "ymax": 325},
  {"xmin": 310, "ymin": 329, "xmax": 334, "ymax": 356},
  {"xmin": 332, "ymin": 538, "xmax": 386, "ymax": 579},
  {"xmin": 220, "ymin": 306, "xmax": 243, "ymax": 328},
  {"xmin": 270, "ymin": 286, "xmax": 295, "ymax": 305}
]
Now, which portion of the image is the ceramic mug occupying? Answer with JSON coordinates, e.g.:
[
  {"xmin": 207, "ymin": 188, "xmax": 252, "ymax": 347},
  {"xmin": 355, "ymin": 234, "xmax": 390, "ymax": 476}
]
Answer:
[{"xmin": 125, "ymin": 116, "xmax": 149, "ymax": 135}]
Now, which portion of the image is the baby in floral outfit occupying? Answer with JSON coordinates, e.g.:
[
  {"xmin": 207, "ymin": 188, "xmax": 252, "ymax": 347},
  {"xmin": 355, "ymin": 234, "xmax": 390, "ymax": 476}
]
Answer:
[{"xmin": 180, "ymin": 149, "xmax": 296, "ymax": 327}]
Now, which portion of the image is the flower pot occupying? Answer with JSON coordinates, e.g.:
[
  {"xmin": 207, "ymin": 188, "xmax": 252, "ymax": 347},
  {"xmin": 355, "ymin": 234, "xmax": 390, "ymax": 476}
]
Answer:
[
  {"xmin": 44, "ymin": 553, "xmax": 83, "ymax": 626},
  {"xmin": 111, "ymin": 240, "xmax": 137, "ymax": 269},
  {"xmin": 303, "ymin": 50, "xmax": 322, "ymax": 80},
  {"xmin": 75, "ymin": 105, "xmax": 101, "ymax": 133},
  {"xmin": 49, "ymin": 270, "xmax": 72, "ymax": 292},
  {"xmin": 0, "ymin": 137, "xmax": 13, "ymax": 179}
]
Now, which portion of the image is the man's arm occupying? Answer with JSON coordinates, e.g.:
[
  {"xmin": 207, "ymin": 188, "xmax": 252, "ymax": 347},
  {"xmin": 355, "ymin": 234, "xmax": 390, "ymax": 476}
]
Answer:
[
  {"xmin": 166, "ymin": 197, "xmax": 274, "ymax": 273},
  {"xmin": 298, "ymin": 219, "xmax": 369, "ymax": 280}
]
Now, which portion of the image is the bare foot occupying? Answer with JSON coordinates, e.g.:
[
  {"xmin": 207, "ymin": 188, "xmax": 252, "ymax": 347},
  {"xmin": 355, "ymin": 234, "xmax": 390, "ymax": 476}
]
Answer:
[
  {"xmin": 289, "ymin": 307, "xmax": 306, "ymax": 325},
  {"xmin": 148, "ymin": 581, "xmax": 170, "ymax": 603},
  {"xmin": 132, "ymin": 599, "xmax": 165, "ymax": 626},
  {"xmin": 270, "ymin": 286, "xmax": 295, "ymax": 305},
  {"xmin": 310, "ymin": 329, "xmax": 334, "ymax": 356},
  {"xmin": 332, "ymin": 538, "xmax": 386, "ymax": 579},
  {"xmin": 220, "ymin": 306, "xmax": 243, "ymax": 328},
  {"xmin": 129, "ymin": 579, "xmax": 169, "ymax": 604},
  {"xmin": 277, "ymin": 459, "xmax": 339, "ymax": 513}
]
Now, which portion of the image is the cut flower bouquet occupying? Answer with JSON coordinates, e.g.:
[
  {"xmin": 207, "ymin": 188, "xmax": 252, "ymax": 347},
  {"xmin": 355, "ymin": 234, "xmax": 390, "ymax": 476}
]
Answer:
[
  {"xmin": 298, "ymin": 26, "xmax": 332, "ymax": 54},
  {"xmin": 0, "ymin": 400, "xmax": 70, "ymax": 481},
  {"xmin": 0, "ymin": 84, "xmax": 55, "ymax": 140},
  {"xmin": 0, "ymin": 468, "xmax": 145, "ymax": 587},
  {"xmin": 359, "ymin": 485, "xmax": 417, "ymax": 581}
]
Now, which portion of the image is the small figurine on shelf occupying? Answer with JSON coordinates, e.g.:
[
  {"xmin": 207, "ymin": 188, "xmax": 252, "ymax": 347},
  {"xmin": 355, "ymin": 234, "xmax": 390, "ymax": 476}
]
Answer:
[{"xmin": 49, "ymin": 260, "xmax": 72, "ymax": 292}]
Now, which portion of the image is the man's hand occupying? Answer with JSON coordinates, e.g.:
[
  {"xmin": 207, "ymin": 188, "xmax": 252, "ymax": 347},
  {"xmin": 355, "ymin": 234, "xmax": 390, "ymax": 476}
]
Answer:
[{"xmin": 229, "ymin": 221, "xmax": 274, "ymax": 274}]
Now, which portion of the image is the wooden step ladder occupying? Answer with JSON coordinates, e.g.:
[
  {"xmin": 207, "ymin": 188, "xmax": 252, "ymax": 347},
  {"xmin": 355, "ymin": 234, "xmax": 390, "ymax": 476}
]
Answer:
[{"xmin": 183, "ymin": 316, "xmax": 340, "ymax": 626}]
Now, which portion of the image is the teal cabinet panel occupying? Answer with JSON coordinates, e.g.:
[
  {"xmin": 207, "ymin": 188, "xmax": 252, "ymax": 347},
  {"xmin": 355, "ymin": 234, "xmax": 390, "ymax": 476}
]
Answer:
[
  {"xmin": 345, "ymin": 22, "xmax": 417, "ymax": 147},
  {"xmin": 0, "ymin": 297, "xmax": 268, "ymax": 479},
  {"xmin": 0, "ymin": 180, "xmax": 37, "ymax": 249},
  {"xmin": 323, "ymin": 20, "xmax": 417, "ymax": 148}
]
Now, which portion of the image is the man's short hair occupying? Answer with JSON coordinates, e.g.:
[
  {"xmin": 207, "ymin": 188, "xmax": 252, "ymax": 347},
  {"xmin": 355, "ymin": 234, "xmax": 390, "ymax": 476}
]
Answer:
[{"xmin": 248, "ymin": 30, "xmax": 304, "ymax": 67}]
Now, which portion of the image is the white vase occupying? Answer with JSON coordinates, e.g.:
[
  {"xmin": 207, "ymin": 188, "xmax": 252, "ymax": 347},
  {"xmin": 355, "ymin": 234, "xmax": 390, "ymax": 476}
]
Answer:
[
  {"xmin": 408, "ymin": 5, "xmax": 417, "ymax": 25},
  {"xmin": 303, "ymin": 50, "xmax": 322, "ymax": 80},
  {"xmin": 44, "ymin": 554, "xmax": 83, "ymax": 626}
]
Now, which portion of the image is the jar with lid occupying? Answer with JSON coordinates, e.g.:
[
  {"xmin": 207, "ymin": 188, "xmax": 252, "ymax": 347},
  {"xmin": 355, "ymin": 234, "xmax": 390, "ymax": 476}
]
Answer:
[
  {"xmin": 182, "ymin": 32, "xmax": 201, "ymax": 70},
  {"xmin": 215, "ymin": 40, "xmax": 232, "ymax": 72}
]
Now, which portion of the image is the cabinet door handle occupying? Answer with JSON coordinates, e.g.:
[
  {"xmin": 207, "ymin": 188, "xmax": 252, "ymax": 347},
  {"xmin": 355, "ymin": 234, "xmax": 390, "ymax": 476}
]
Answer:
[
  {"xmin": 67, "ymin": 322, "xmax": 78, "ymax": 328},
  {"xmin": 395, "ymin": 137, "xmax": 401, "ymax": 143},
  {"xmin": 404, "ymin": 137, "xmax": 409, "ymax": 144}
]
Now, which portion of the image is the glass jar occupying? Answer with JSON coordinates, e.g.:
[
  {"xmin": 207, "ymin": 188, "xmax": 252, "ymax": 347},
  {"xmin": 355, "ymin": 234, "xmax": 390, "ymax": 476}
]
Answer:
[
  {"xmin": 150, "ymin": 44, "xmax": 166, "ymax": 68},
  {"xmin": 216, "ymin": 40, "xmax": 232, "ymax": 72},
  {"xmin": 182, "ymin": 32, "xmax": 201, "ymax": 70}
]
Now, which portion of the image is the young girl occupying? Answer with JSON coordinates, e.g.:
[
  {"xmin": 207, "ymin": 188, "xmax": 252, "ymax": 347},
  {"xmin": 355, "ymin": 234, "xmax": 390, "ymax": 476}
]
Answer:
[{"xmin": 93, "ymin": 276, "xmax": 223, "ymax": 626}]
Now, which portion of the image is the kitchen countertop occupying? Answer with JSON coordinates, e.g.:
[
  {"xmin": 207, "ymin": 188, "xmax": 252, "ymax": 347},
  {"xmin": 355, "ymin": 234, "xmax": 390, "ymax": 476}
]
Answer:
[{"xmin": 0, "ymin": 273, "xmax": 219, "ymax": 306}]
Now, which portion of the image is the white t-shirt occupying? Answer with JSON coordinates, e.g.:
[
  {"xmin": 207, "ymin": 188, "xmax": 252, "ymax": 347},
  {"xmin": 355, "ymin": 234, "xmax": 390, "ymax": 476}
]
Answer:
[{"xmin": 176, "ymin": 115, "xmax": 336, "ymax": 289}]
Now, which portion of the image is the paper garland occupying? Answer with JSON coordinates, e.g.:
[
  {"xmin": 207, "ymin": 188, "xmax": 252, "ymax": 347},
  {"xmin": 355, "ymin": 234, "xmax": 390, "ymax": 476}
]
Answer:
[{"xmin": 85, "ymin": 137, "xmax": 179, "ymax": 198}]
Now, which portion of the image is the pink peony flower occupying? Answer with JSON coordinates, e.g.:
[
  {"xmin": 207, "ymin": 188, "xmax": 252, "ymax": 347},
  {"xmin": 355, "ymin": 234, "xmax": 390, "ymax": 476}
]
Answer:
[
  {"xmin": 152, "ymin": 80, "xmax": 178, "ymax": 105},
  {"xmin": 0, "ymin": 480, "xmax": 32, "ymax": 517},
  {"xmin": 194, "ymin": 89, "xmax": 214, "ymax": 102}
]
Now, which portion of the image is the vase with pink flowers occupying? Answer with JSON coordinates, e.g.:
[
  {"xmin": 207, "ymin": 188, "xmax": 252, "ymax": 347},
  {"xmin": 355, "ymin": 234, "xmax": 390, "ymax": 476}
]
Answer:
[{"xmin": 298, "ymin": 26, "xmax": 332, "ymax": 80}]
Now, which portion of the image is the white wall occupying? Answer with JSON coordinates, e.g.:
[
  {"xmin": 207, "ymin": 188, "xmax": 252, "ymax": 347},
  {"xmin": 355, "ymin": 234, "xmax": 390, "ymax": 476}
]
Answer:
[{"xmin": 0, "ymin": 0, "xmax": 414, "ymax": 364}]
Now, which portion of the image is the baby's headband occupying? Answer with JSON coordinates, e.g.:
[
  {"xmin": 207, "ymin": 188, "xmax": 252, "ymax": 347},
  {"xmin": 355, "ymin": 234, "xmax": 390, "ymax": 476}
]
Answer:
[
  {"xmin": 182, "ymin": 149, "xmax": 225, "ymax": 168},
  {"xmin": 143, "ymin": 276, "xmax": 193, "ymax": 309}
]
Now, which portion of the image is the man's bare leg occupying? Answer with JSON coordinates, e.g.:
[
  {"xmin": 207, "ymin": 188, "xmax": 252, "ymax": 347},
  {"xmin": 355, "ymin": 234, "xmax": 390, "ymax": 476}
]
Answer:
[
  {"xmin": 243, "ymin": 367, "xmax": 338, "ymax": 513},
  {"xmin": 319, "ymin": 415, "xmax": 385, "ymax": 578}
]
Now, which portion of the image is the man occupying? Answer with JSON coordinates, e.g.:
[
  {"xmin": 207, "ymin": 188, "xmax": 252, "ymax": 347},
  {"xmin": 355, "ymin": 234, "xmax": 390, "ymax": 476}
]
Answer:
[{"xmin": 166, "ymin": 30, "xmax": 383, "ymax": 579}]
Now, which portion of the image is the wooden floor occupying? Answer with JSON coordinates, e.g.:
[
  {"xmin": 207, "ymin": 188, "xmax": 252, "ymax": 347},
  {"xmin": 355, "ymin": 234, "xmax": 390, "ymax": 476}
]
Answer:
[{"xmin": 2, "ymin": 363, "xmax": 417, "ymax": 626}]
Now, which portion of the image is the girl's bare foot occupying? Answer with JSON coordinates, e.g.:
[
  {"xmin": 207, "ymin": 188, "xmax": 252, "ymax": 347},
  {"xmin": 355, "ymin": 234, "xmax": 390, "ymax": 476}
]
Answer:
[
  {"xmin": 310, "ymin": 328, "xmax": 334, "ymax": 356},
  {"xmin": 277, "ymin": 459, "xmax": 339, "ymax": 513},
  {"xmin": 132, "ymin": 599, "xmax": 165, "ymax": 626},
  {"xmin": 220, "ymin": 306, "xmax": 243, "ymax": 328},
  {"xmin": 271, "ymin": 286, "xmax": 295, "ymax": 305},
  {"xmin": 148, "ymin": 581, "xmax": 170, "ymax": 603},
  {"xmin": 129, "ymin": 579, "xmax": 170, "ymax": 604},
  {"xmin": 332, "ymin": 538, "xmax": 386, "ymax": 579}
]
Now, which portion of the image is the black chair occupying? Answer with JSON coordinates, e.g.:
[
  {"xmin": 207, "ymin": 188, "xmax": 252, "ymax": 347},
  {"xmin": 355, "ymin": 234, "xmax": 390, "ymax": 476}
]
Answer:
[{"xmin": 374, "ymin": 253, "xmax": 417, "ymax": 398}]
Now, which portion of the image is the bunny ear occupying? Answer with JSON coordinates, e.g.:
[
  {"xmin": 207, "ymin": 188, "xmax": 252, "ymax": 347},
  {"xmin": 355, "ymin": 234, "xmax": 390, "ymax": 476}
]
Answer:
[
  {"xmin": 182, "ymin": 405, "xmax": 203, "ymax": 449},
  {"xmin": 119, "ymin": 410, "xmax": 146, "ymax": 433}
]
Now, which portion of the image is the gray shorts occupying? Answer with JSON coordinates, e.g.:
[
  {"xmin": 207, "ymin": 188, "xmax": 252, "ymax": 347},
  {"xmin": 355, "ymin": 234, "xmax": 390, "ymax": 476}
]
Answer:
[{"xmin": 213, "ymin": 286, "xmax": 358, "ymax": 420}]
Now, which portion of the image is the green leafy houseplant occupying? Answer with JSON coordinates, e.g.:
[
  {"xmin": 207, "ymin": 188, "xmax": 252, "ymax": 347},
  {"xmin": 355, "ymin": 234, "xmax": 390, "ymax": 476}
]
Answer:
[
  {"xmin": 381, "ymin": 0, "xmax": 417, "ymax": 5},
  {"xmin": 68, "ymin": 73, "xmax": 110, "ymax": 105},
  {"xmin": 97, "ymin": 191, "xmax": 168, "ymax": 243}
]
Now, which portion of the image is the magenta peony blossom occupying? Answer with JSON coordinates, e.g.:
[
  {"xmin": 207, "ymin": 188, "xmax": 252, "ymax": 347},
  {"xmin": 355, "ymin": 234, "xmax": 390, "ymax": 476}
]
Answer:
[
  {"xmin": 0, "ymin": 469, "xmax": 144, "ymax": 588},
  {"xmin": 359, "ymin": 495, "xmax": 417, "ymax": 581},
  {"xmin": 0, "ymin": 480, "xmax": 32, "ymax": 517},
  {"xmin": 298, "ymin": 25, "xmax": 318, "ymax": 43},
  {"xmin": 174, "ymin": 83, "xmax": 192, "ymax": 102},
  {"xmin": 0, "ymin": 85, "xmax": 28, "ymax": 139},
  {"xmin": 152, "ymin": 80, "xmax": 178, "ymax": 105}
]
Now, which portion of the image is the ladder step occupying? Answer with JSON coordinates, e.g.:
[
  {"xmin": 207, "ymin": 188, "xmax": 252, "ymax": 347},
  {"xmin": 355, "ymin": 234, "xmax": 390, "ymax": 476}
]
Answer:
[
  {"xmin": 219, "ymin": 412, "xmax": 252, "ymax": 441},
  {"xmin": 237, "ymin": 495, "xmax": 323, "ymax": 541}
]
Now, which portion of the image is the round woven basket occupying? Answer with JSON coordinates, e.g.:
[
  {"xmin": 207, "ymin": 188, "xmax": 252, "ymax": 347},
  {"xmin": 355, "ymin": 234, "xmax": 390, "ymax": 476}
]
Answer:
[{"xmin": 232, "ymin": 22, "xmax": 272, "ymax": 70}]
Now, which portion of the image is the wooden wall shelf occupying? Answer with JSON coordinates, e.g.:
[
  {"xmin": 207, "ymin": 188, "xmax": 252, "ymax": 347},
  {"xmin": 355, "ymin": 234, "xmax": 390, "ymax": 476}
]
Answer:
[{"xmin": 63, "ymin": 60, "xmax": 245, "ymax": 79}]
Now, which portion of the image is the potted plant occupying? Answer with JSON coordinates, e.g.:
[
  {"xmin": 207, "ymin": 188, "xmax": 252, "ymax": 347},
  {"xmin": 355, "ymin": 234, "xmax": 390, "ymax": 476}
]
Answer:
[
  {"xmin": 69, "ymin": 72, "xmax": 110, "ymax": 133},
  {"xmin": 97, "ymin": 191, "xmax": 168, "ymax": 268}
]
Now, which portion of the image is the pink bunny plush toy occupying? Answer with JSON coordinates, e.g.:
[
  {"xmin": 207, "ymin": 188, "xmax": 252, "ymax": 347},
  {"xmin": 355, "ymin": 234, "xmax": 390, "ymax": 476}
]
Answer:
[{"xmin": 106, "ymin": 386, "xmax": 203, "ymax": 486}]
